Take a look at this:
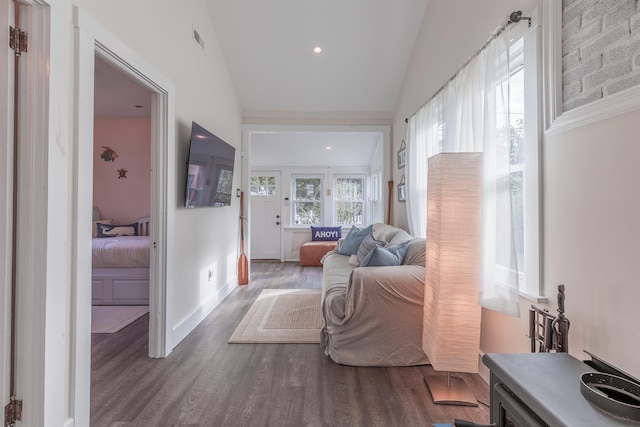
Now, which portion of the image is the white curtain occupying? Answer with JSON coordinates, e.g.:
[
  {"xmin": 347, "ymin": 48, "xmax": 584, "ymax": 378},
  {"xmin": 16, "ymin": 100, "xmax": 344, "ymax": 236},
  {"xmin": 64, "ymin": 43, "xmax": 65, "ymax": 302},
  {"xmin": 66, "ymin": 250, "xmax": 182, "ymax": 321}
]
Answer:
[{"xmin": 405, "ymin": 27, "xmax": 520, "ymax": 317}]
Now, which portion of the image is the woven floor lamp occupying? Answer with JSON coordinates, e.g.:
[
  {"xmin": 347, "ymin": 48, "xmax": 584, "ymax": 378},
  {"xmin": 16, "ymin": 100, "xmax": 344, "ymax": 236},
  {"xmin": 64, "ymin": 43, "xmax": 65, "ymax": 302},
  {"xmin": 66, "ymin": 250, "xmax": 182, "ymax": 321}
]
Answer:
[{"xmin": 422, "ymin": 152, "xmax": 483, "ymax": 406}]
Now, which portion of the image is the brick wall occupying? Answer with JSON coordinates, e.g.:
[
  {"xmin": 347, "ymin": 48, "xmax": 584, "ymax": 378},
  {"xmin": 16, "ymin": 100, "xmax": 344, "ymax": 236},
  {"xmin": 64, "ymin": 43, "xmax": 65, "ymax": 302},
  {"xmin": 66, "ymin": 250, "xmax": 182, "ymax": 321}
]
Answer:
[{"xmin": 562, "ymin": 0, "xmax": 640, "ymax": 111}]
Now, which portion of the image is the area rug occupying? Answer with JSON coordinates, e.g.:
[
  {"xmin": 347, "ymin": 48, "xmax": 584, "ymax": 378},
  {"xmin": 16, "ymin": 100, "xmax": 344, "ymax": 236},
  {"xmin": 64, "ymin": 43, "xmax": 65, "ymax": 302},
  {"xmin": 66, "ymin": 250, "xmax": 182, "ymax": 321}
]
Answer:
[
  {"xmin": 91, "ymin": 305, "xmax": 149, "ymax": 333},
  {"xmin": 228, "ymin": 289, "xmax": 322, "ymax": 344}
]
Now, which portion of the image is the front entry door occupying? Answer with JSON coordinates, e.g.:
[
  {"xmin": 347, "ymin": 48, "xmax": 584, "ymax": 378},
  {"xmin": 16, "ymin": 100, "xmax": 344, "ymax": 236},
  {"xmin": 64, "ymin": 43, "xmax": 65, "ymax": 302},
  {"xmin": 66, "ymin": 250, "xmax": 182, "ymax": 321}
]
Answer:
[{"xmin": 250, "ymin": 171, "xmax": 281, "ymax": 260}]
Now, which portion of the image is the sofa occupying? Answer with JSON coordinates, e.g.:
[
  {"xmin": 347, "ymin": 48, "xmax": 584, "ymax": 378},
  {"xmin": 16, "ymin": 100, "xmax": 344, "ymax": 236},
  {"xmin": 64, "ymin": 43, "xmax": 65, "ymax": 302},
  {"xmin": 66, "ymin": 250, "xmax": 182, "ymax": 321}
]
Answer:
[{"xmin": 320, "ymin": 223, "xmax": 429, "ymax": 366}]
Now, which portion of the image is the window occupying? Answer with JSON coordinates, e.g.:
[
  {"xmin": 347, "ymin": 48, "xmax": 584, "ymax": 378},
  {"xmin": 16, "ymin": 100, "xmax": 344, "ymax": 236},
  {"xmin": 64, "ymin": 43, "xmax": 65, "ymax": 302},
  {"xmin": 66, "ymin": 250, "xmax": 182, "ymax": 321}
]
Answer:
[
  {"xmin": 250, "ymin": 175, "xmax": 276, "ymax": 196},
  {"xmin": 507, "ymin": 20, "xmax": 542, "ymax": 300},
  {"xmin": 292, "ymin": 176, "xmax": 322, "ymax": 225},
  {"xmin": 335, "ymin": 176, "xmax": 365, "ymax": 226}
]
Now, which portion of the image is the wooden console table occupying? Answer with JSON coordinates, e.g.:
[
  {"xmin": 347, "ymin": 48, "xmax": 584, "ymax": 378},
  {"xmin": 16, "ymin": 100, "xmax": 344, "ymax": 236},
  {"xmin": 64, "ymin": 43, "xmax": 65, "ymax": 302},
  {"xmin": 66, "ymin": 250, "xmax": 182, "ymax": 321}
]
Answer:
[{"xmin": 482, "ymin": 353, "xmax": 639, "ymax": 426}]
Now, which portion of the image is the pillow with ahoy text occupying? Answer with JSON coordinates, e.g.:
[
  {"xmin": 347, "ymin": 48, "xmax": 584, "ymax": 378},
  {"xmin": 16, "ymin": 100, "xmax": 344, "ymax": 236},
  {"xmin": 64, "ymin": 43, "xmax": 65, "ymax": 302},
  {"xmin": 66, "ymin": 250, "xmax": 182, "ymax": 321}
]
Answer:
[
  {"xmin": 311, "ymin": 226, "xmax": 342, "ymax": 241},
  {"xmin": 97, "ymin": 222, "xmax": 139, "ymax": 238}
]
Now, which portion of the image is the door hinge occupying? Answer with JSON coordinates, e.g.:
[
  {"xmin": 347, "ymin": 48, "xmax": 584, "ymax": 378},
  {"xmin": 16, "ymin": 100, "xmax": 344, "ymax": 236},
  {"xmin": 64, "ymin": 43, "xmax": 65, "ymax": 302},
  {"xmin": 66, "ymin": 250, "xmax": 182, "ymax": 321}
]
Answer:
[
  {"xmin": 4, "ymin": 395, "xmax": 22, "ymax": 427},
  {"xmin": 9, "ymin": 26, "xmax": 27, "ymax": 56}
]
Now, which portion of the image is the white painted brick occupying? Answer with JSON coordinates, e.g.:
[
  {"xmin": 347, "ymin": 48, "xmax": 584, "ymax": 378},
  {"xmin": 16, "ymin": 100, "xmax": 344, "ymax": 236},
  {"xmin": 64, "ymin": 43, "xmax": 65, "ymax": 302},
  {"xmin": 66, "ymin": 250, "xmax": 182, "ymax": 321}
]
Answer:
[
  {"xmin": 563, "ymin": 20, "xmax": 602, "ymax": 54},
  {"xmin": 563, "ymin": 79, "xmax": 583, "ymax": 99},
  {"xmin": 563, "ymin": 54, "xmax": 603, "ymax": 83},
  {"xmin": 564, "ymin": 0, "xmax": 599, "ymax": 26},
  {"xmin": 562, "ymin": 16, "xmax": 582, "ymax": 41},
  {"xmin": 564, "ymin": 88, "xmax": 603, "ymax": 111},
  {"xmin": 603, "ymin": 43, "xmax": 633, "ymax": 66},
  {"xmin": 562, "ymin": 0, "xmax": 640, "ymax": 109},
  {"xmin": 604, "ymin": 70, "xmax": 640, "ymax": 95},
  {"xmin": 584, "ymin": 59, "xmax": 633, "ymax": 89},
  {"xmin": 563, "ymin": 0, "xmax": 581, "ymax": 9},
  {"xmin": 581, "ymin": 25, "xmax": 629, "ymax": 59},
  {"xmin": 604, "ymin": 0, "xmax": 638, "ymax": 30},
  {"xmin": 632, "ymin": 14, "xmax": 640, "ymax": 33},
  {"xmin": 583, "ymin": 0, "xmax": 623, "ymax": 23},
  {"xmin": 563, "ymin": 50, "xmax": 582, "ymax": 71},
  {"xmin": 581, "ymin": 0, "xmax": 619, "ymax": 29}
]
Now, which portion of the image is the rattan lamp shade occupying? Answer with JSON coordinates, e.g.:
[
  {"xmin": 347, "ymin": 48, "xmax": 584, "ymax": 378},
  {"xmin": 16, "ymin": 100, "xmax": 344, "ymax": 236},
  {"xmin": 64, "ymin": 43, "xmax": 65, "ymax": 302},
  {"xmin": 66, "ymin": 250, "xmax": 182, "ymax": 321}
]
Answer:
[{"xmin": 422, "ymin": 152, "xmax": 482, "ymax": 405}]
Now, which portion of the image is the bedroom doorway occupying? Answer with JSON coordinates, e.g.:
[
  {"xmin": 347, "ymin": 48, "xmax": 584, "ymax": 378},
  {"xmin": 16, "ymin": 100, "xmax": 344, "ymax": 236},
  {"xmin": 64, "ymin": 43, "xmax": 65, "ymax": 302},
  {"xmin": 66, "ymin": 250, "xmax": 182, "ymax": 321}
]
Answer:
[
  {"xmin": 92, "ymin": 55, "xmax": 153, "ymax": 326},
  {"xmin": 75, "ymin": 8, "xmax": 175, "ymax": 369}
]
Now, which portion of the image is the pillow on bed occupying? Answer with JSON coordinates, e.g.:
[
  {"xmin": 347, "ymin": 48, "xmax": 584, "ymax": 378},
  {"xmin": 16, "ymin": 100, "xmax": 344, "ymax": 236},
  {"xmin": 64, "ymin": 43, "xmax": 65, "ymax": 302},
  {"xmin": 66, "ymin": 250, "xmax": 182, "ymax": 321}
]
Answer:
[
  {"xmin": 337, "ymin": 224, "xmax": 373, "ymax": 256},
  {"xmin": 92, "ymin": 219, "xmax": 112, "ymax": 238},
  {"xmin": 97, "ymin": 222, "xmax": 138, "ymax": 238},
  {"xmin": 360, "ymin": 240, "xmax": 410, "ymax": 267}
]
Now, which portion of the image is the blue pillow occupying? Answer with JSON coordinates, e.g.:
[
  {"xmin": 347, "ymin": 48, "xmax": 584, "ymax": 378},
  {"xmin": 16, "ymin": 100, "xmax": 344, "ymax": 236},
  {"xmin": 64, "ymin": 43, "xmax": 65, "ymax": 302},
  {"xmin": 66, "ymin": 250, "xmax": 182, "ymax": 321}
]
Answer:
[
  {"xmin": 97, "ymin": 222, "xmax": 139, "ymax": 238},
  {"xmin": 311, "ymin": 226, "xmax": 342, "ymax": 241},
  {"xmin": 361, "ymin": 240, "xmax": 410, "ymax": 267},
  {"xmin": 338, "ymin": 225, "xmax": 373, "ymax": 255}
]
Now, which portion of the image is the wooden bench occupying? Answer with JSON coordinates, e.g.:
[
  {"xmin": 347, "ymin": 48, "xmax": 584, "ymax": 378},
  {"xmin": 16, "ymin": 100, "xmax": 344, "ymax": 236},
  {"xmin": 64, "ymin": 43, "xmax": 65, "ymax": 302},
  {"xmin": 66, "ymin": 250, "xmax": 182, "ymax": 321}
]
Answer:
[{"xmin": 299, "ymin": 241, "xmax": 337, "ymax": 267}]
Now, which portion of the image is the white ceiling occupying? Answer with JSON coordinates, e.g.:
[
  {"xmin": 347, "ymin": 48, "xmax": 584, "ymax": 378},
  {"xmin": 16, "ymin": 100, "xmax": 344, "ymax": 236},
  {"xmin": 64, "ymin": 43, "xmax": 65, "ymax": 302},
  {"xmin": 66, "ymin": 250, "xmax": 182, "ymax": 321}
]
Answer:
[
  {"xmin": 250, "ymin": 130, "xmax": 382, "ymax": 167},
  {"xmin": 93, "ymin": 0, "xmax": 429, "ymax": 164},
  {"xmin": 204, "ymin": 0, "xmax": 428, "ymax": 114}
]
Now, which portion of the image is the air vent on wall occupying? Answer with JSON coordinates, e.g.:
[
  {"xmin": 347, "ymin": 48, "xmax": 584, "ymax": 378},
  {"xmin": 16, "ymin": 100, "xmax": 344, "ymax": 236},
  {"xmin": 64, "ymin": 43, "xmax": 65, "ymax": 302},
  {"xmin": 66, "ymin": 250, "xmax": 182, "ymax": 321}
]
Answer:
[{"xmin": 192, "ymin": 26, "xmax": 205, "ymax": 50}]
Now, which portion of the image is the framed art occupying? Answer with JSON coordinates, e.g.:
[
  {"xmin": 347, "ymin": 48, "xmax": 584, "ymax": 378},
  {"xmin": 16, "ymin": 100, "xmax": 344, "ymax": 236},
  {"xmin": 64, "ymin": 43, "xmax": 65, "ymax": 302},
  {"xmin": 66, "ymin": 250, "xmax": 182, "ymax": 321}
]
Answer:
[
  {"xmin": 397, "ymin": 175, "xmax": 406, "ymax": 202},
  {"xmin": 397, "ymin": 140, "xmax": 406, "ymax": 169}
]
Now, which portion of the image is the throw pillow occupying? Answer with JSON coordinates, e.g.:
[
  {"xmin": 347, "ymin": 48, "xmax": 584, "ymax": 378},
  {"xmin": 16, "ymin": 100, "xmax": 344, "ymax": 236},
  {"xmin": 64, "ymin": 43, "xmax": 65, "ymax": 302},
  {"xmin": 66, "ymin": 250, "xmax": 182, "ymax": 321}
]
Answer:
[
  {"xmin": 361, "ymin": 240, "xmax": 410, "ymax": 267},
  {"xmin": 92, "ymin": 219, "xmax": 112, "ymax": 238},
  {"xmin": 337, "ymin": 224, "xmax": 373, "ymax": 256},
  {"xmin": 356, "ymin": 233, "xmax": 386, "ymax": 265},
  {"xmin": 97, "ymin": 222, "xmax": 139, "ymax": 238},
  {"xmin": 311, "ymin": 226, "xmax": 342, "ymax": 241}
]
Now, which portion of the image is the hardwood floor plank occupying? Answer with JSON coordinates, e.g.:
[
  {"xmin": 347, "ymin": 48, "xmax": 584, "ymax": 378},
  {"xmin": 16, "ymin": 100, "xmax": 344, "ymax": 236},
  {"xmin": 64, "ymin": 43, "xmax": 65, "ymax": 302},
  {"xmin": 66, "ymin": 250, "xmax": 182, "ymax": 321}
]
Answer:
[{"xmin": 91, "ymin": 261, "xmax": 490, "ymax": 426}]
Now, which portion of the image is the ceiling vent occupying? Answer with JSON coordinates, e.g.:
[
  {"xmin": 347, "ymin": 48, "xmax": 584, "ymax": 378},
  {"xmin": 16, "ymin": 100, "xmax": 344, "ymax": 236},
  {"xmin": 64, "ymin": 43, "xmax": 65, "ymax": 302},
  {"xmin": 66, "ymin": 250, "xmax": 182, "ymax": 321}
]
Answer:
[{"xmin": 192, "ymin": 26, "xmax": 205, "ymax": 50}]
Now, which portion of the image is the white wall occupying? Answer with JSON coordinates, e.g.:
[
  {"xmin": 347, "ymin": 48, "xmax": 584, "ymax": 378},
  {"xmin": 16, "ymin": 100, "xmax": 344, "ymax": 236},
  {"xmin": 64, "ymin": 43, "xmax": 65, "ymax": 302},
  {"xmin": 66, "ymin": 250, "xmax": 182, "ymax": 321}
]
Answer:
[
  {"xmin": 72, "ymin": 0, "xmax": 243, "ymax": 345},
  {"xmin": 395, "ymin": 0, "xmax": 640, "ymax": 381}
]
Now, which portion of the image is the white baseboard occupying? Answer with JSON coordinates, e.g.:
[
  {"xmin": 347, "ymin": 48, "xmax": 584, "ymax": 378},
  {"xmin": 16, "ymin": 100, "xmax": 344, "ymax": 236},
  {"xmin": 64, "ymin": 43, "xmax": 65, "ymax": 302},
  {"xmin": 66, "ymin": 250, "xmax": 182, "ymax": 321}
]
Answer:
[{"xmin": 169, "ymin": 280, "xmax": 236, "ymax": 350}]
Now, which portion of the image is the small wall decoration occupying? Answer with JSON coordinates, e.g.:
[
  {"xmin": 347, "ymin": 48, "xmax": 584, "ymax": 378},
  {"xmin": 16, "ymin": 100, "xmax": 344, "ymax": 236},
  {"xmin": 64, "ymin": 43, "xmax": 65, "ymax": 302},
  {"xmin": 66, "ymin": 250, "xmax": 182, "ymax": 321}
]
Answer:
[
  {"xmin": 397, "ymin": 174, "xmax": 406, "ymax": 202},
  {"xmin": 100, "ymin": 146, "xmax": 119, "ymax": 162},
  {"xmin": 117, "ymin": 168, "xmax": 128, "ymax": 179},
  {"xmin": 397, "ymin": 140, "xmax": 406, "ymax": 169}
]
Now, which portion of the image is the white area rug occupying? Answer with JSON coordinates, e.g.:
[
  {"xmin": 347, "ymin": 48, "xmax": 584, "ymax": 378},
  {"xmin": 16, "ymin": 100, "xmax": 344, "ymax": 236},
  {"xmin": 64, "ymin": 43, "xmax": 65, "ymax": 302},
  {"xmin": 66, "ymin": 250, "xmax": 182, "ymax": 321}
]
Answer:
[
  {"xmin": 92, "ymin": 305, "xmax": 149, "ymax": 334},
  {"xmin": 228, "ymin": 289, "xmax": 322, "ymax": 344}
]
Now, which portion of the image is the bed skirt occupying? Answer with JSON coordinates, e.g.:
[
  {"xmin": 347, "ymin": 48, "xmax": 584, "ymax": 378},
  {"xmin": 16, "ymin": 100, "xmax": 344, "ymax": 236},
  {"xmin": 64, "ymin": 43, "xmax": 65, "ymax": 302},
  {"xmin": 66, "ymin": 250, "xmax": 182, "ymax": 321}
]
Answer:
[{"xmin": 92, "ymin": 267, "xmax": 149, "ymax": 305}]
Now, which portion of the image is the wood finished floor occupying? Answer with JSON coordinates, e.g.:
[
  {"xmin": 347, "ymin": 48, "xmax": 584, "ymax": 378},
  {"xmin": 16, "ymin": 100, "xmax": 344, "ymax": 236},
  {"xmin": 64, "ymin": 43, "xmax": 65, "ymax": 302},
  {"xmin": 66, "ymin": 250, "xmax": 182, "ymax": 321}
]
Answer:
[{"xmin": 91, "ymin": 262, "xmax": 490, "ymax": 426}]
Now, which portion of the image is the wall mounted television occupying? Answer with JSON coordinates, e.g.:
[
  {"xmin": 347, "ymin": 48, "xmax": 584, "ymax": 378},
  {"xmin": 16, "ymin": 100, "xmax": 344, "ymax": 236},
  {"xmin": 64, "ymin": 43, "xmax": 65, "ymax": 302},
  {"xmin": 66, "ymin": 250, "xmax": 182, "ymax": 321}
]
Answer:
[{"xmin": 185, "ymin": 121, "xmax": 236, "ymax": 208}]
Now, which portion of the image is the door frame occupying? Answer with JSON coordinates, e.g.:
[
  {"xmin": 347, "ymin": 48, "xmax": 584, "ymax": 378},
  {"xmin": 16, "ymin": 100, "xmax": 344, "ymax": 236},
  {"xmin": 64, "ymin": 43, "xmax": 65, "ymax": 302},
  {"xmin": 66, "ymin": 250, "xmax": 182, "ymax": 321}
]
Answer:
[
  {"xmin": 74, "ymin": 8, "xmax": 175, "ymax": 359},
  {"xmin": 73, "ymin": 6, "xmax": 175, "ymax": 425},
  {"xmin": 248, "ymin": 170, "xmax": 282, "ymax": 260}
]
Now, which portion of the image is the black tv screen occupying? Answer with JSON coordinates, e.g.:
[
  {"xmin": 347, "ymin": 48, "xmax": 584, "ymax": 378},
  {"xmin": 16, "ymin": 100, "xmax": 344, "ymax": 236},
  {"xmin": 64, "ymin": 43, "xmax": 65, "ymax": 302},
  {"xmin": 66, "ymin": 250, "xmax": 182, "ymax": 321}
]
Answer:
[{"xmin": 185, "ymin": 121, "xmax": 235, "ymax": 208}]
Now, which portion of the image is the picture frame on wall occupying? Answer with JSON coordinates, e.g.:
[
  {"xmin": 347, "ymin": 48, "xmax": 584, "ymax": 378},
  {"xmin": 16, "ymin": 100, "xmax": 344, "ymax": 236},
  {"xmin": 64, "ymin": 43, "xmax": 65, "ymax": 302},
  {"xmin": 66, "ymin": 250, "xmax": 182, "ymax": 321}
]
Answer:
[
  {"xmin": 397, "ymin": 140, "xmax": 406, "ymax": 169},
  {"xmin": 397, "ymin": 175, "xmax": 406, "ymax": 202}
]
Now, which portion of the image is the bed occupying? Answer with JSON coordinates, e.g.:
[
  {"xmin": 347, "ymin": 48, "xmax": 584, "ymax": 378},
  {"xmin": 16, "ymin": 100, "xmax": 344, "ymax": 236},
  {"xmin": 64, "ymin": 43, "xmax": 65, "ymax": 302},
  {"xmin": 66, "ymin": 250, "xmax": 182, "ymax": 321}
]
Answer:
[{"xmin": 91, "ymin": 216, "xmax": 151, "ymax": 305}]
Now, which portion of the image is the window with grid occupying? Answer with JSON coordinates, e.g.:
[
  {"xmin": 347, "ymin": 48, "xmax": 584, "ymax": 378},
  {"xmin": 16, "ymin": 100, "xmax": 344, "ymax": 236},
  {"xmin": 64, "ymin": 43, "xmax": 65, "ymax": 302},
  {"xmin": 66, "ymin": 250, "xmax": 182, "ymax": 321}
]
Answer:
[
  {"xmin": 335, "ymin": 176, "xmax": 365, "ymax": 226},
  {"xmin": 292, "ymin": 177, "xmax": 322, "ymax": 225},
  {"xmin": 250, "ymin": 175, "xmax": 276, "ymax": 196}
]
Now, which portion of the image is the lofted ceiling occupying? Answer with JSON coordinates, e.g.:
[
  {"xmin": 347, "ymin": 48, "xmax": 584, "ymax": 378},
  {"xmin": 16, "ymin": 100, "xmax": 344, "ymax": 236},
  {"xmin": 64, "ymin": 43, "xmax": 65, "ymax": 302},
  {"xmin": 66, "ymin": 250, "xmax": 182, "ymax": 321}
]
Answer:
[
  {"xmin": 204, "ymin": 0, "xmax": 428, "ymax": 114},
  {"xmin": 93, "ymin": 0, "xmax": 429, "ymax": 165}
]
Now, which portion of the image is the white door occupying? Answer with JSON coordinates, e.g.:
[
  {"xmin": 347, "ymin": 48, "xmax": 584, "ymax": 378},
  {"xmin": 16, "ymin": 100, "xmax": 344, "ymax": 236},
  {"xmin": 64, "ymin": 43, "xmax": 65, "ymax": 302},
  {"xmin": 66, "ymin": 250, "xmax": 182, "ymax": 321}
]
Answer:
[
  {"xmin": 250, "ymin": 172, "xmax": 281, "ymax": 260},
  {"xmin": 1, "ymin": 0, "xmax": 16, "ymax": 416}
]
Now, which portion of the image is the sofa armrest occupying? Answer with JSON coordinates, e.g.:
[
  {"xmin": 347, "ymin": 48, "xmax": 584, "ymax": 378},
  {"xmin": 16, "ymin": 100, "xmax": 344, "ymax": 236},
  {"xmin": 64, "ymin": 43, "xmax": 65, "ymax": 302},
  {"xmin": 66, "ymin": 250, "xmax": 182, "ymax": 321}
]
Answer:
[{"xmin": 345, "ymin": 265, "xmax": 425, "ymax": 319}]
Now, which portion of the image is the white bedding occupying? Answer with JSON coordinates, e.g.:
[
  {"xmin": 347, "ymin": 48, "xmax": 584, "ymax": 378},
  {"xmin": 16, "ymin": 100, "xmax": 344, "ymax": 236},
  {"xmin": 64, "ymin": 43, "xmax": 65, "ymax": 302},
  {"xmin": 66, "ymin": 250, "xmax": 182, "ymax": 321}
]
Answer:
[{"xmin": 92, "ymin": 236, "xmax": 150, "ymax": 268}]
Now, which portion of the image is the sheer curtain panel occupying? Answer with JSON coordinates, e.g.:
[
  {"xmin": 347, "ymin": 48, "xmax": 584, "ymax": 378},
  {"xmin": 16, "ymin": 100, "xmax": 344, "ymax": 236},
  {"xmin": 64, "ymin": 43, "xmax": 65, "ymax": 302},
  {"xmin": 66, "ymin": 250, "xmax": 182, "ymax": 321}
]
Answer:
[{"xmin": 405, "ymin": 27, "xmax": 521, "ymax": 317}]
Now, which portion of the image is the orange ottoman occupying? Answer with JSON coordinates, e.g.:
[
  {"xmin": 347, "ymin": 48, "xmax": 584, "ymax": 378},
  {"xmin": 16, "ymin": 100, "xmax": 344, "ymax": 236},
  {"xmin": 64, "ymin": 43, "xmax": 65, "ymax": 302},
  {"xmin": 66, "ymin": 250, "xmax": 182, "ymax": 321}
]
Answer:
[{"xmin": 299, "ymin": 241, "xmax": 337, "ymax": 267}]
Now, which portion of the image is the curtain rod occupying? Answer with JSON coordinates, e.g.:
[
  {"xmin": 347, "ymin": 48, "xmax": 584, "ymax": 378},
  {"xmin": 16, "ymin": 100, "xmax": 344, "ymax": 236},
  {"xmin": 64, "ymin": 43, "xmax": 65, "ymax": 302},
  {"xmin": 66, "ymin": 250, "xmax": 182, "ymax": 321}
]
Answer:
[{"xmin": 404, "ymin": 10, "xmax": 531, "ymax": 124}]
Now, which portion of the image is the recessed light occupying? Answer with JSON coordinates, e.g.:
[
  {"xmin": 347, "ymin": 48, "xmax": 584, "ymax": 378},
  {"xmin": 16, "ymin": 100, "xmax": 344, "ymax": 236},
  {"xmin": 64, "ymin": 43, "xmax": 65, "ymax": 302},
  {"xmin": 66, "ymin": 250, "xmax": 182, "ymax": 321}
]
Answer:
[
  {"xmin": 325, "ymin": 146, "xmax": 332, "ymax": 150},
  {"xmin": 313, "ymin": 46, "xmax": 322, "ymax": 54}
]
